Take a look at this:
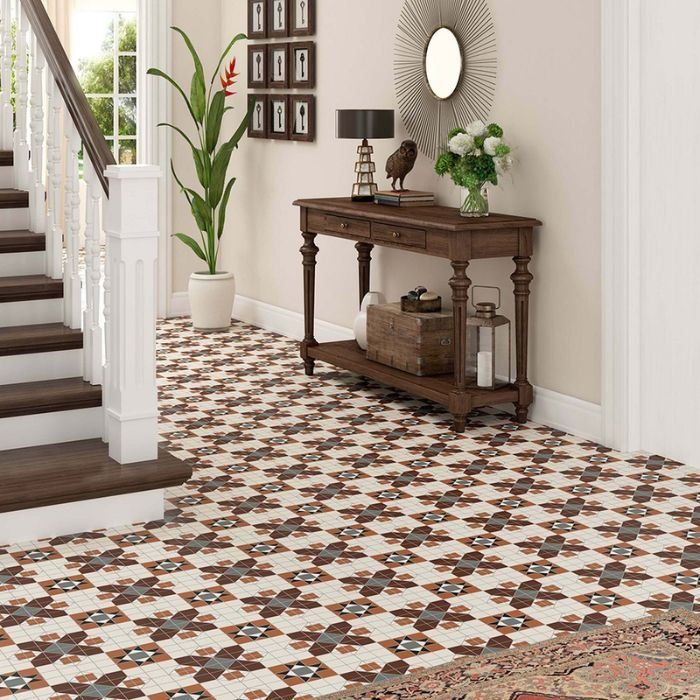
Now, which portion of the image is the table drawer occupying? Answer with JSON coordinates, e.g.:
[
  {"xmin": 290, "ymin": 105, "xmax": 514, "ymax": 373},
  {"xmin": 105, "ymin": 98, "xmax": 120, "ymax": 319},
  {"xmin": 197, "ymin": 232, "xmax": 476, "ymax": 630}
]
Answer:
[
  {"xmin": 309, "ymin": 211, "xmax": 371, "ymax": 238},
  {"xmin": 372, "ymin": 222, "xmax": 427, "ymax": 249}
]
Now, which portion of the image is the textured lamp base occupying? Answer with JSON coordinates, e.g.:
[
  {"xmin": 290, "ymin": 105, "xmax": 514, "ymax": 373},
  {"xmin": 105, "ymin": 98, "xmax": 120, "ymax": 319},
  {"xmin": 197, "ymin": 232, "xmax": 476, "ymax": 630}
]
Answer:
[{"xmin": 351, "ymin": 139, "xmax": 378, "ymax": 202}]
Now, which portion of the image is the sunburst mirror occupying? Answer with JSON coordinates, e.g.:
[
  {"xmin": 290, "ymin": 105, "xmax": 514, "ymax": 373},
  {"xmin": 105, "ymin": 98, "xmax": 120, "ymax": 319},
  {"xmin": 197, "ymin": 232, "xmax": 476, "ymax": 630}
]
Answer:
[{"xmin": 395, "ymin": 0, "xmax": 497, "ymax": 159}]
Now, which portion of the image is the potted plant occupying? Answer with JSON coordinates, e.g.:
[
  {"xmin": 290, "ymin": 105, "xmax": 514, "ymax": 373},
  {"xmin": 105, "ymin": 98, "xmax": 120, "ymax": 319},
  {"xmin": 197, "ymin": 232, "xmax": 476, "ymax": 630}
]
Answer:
[
  {"xmin": 148, "ymin": 28, "xmax": 253, "ymax": 331},
  {"xmin": 435, "ymin": 121, "xmax": 513, "ymax": 217}
]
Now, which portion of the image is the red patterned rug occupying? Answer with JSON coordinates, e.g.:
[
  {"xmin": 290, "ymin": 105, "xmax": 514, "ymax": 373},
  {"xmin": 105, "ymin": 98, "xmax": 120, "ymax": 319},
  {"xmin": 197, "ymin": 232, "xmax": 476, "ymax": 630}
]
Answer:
[{"xmin": 330, "ymin": 611, "xmax": 700, "ymax": 699}]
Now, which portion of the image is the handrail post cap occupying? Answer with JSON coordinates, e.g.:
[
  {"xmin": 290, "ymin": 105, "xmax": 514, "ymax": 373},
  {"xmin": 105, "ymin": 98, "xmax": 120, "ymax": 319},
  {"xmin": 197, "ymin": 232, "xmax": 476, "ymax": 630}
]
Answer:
[{"xmin": 105, "ymin": 165, "xmax": 162, "ymax": 180}]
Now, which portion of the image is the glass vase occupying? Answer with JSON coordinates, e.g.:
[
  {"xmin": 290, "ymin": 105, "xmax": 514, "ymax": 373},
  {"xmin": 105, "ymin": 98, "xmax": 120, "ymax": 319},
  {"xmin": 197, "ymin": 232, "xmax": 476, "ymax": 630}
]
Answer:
[{"xmin": 460, "ymin": 184, "xmax": 489, "ymax": 218}]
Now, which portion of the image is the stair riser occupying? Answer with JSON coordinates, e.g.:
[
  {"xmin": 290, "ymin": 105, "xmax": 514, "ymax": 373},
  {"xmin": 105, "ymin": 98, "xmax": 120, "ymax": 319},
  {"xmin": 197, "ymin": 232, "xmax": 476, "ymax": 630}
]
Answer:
[
  {"xmin": 0, "ymin": 166, "xmax": 12, "ymax": 189},
  {"xmin": 0, "ymin": 489, "xmax": 164, "ymax": 546},
  {"xmin": 0, "ymin": 251, "xmax": 45, "ymax": 276},
  {"xmin": 0, "ymin": 349, "xmax": 83, "ymax": 384},
  {"xmin": 0, "ymin": 298, "xmax": 63, "ymax": 327},
  {"xmin": 0, "ymin": 406, "xmax": 102, "ymax": 451},
  {"xmin": 0, "ymin": 208, "xmax": 29, "ymax": 231}
]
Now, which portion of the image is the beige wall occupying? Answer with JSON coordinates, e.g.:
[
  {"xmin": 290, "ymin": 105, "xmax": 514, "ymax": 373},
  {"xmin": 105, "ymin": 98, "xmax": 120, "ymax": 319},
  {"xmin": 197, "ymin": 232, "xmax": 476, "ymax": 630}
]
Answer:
[{"xmin": 172, "ymin": 0, "xmax": 601, "ymax": 405}]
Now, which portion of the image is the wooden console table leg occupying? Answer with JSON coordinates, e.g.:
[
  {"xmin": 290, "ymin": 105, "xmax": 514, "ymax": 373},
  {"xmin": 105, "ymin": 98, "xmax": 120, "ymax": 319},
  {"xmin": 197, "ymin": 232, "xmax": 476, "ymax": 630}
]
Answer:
[
  {"xmin": 355, "ymin": 242, "xmax": 373, "ymax": 307},
  {"xmin": 300, "ymin": 232, "xmax": 319, "ymax": 376},
  {"xmin": 449, "ymin": 260, "xmax": 472, "ymax": 432},
  {"xmin": 512, "ymin": 256, "xmax": 534, "ymax": 422}
]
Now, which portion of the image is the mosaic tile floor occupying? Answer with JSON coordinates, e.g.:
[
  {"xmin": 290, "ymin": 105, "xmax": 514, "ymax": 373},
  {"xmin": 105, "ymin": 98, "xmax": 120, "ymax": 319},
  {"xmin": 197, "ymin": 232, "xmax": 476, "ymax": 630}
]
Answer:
[{"xmin": 0, "ymin": 319, "xmax": 699, "ymax": 699}]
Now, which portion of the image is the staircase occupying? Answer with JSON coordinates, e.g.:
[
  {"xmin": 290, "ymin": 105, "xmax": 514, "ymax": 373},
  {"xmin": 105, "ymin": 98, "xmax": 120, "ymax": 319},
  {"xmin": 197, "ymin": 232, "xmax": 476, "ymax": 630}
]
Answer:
[{"xmin": 0, "ymin": 2, "xmax": 191, "ymax": 545}]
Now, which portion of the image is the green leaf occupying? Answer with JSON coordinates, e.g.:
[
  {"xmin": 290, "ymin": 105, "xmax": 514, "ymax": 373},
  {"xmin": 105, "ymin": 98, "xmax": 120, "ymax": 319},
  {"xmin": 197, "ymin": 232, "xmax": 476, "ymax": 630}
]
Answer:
[
  {"xmin": 190, "ymin": 191, "xmax": 212, "ymax": 233},
  {"xmin": 174, "ymin": 233, "xmax": 207, "ymax": 262},
  {"xmin": 190, "ymin": 72, "xmax": 206, "ymax": 124},
  {"xmin": 212, "ymin": 32, "xmax": 247, "ymax": 85},
  {"xmin": 170, "ymin": 161, "xmax": 192, "ymax": 207},
  {"xmin": 192, "ymin": 148, "xmax": 209, "ymax": 189},
  {"xmin": 206, "ymin": 90, "xmax": 226, "ymax": 153},
  {"xmin": 217, "ymin": 177, "xmax": 236, "ymax": 239},
  {"xmin": 208, "ymin": 143, "xmax": 234, "ymax": 209},
  {"xmin": 147, "ymin": 68, "xmax": 198, "ymax": 125}
]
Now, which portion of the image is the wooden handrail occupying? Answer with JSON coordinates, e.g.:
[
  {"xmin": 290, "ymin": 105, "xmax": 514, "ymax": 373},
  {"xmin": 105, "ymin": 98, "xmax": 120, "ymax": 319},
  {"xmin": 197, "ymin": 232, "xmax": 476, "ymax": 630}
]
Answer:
[{"xmin": 20, "ymin": 0, "xmax": 116, "ymax": 196}]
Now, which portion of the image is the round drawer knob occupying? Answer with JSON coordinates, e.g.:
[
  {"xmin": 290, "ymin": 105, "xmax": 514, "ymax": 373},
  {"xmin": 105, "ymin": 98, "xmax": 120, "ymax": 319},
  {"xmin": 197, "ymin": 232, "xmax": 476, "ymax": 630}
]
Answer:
[
  {"xmin": 340, "ymin": 222, "xmax": 349, "ymax": 230},
  {"xmin": 392, "ymin": 231, "xmax": 400, "ymax": 239}
]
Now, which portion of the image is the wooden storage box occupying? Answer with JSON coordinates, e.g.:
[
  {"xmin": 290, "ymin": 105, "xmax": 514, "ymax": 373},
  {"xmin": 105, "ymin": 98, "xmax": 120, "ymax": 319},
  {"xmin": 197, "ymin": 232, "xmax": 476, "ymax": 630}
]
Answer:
[{"xmin": 367, "ymin": 303, "xmax": 453, "ymax": 377}]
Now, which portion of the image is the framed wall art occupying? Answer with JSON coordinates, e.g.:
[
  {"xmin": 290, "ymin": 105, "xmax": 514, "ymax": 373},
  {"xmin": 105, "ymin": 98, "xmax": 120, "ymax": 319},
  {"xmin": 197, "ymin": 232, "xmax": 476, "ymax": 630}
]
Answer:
[
  {"xmin": 248, "ymin": 45, "xmax": 268, "ymax": 89},
  {"xmin": 268, "ymin": 43, "xmax": 289, "ymax": 89},
  {"xmin": 248, "ymin": 0, "xmax": 267, "ymax": 39},
  {"xmin": 269, "ymin": 95, "xmax": 290, "ymax": 140},
  {"xmin": 291, "ymin": 41, "xmax": 315, "ymax": 89},
  {"xmin": 291, "ymin": 0, "xmax": 315, "ymax": 36},
  {"xmin": 248, "ymin": 95, "xmax": 269, "ymax": 138},
  {"xmin": 291, "ymin": 95, "xmax": 315, "ymax": 142},
  {"xmin": 268, "ymin": 0, "xmax": 289, "ymax": 38}
]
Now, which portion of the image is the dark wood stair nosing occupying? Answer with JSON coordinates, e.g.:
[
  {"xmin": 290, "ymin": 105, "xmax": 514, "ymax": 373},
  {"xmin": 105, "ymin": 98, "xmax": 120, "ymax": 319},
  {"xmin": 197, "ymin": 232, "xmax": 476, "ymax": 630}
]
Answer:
[
  {"xmin": 0, "ymin": 230, "xmax": 46, "ymax": 254},
  {"xmin": 0, "ymin": 324, "xmax": 83, "ymax": 357},
  {"xmin": 0, "ymin": 377, "xmax": 102, "ymax": 419},
  {"xmin": 0, "ymin": 151, "xmax": 13, "ymax": 167},
  {"xmin": 0, "ymin": 439, "xmax": 193, "ymax": 514},
  {"xmin": 0, "ymin": 189, "xmax": 29, "ymax": 209},
  {"xmin": 0, "ymin": 275, "xmax": 64, "ymax": 304}
]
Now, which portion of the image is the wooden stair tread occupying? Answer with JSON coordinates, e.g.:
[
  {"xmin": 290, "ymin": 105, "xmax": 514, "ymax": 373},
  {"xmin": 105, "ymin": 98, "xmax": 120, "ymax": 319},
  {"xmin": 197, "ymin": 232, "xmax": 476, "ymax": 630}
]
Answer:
[
  {"xmin": 0, "ymin": 189, "xmax": 29, "ymax": 208},
  {"xmin": 0, "ymin": 439, "xmax": 192, "ymax": 513},
  {"xmin": 0, "ymin": 230, "xmax": 46, "ymax": 254},
  {"xmin": 0, "ymin": 151, "xmax": 12, "ymax": 167},
  {"xmin": 0, "ymin": 275, "xmax": 63, "ymax": 303},
  {"xmin": 0, "ymin": 377, "xmax": 102, "ymax": 418},
  {"xmin": 0, "ymin": 324, "xmax": 83, "ymax": 356}
]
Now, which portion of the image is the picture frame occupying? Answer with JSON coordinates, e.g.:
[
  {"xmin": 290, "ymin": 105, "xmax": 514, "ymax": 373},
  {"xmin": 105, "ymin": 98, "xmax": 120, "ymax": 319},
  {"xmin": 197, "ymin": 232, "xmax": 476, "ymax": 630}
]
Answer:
[
  {"xmin": 291, "ymin": 94, "xmax": 315, "ymax": 142},
  {"xmin": 268, "ymin": 95, "xmax": 290, "ymax": 140},
  {"xmin": 291, "ymin": 0, "xmax": 315, "ymax": 36},
  {"xmin": 291, "ymin": 41, "xmax": 315, "ymax": 89},
  {"xmin": 248, "ymin": 0, "xmax": 267, "ymax": 39},
  {"xmin": 248, "ymin": 95, "xmax": 269, "ymax": 139},
  {"xmin": 267, "ymin": 0, "xmax": 289, "ymax": 38},
  {"xmin": 248, "ymin": 45, "xmax": 268, "ymax": 89},
  {"xmin": 268, "ymin": 43, "xmax": 290, "ymax": 89}
]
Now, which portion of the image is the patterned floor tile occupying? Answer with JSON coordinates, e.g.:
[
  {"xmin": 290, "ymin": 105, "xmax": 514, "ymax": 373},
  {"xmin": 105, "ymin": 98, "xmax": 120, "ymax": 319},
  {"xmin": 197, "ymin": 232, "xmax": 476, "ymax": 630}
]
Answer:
[{"xmin": 0, "ymin": 319, "xmax": 699, "ymax": 698}]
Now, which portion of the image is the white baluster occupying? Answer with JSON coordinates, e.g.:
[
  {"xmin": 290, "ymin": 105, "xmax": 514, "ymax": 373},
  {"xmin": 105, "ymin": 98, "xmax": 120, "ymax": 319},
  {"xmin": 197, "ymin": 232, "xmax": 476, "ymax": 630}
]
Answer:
[
  {"xmin": 0, "ymin": 0, "xmax": 12, "ymax": 150},
  {"xmin": 28, "ymin": 30, "xmax": 46, "ymax": 234},
  {"xmin": 13, "ymin": 3, "xmax": 29, "ymax": 190},
  {"xmin": 45, "ymin": 78, "xmax": 62, "ymax": 279},
  {"xmin": 63, "ymin": 118, "xmax": 81, "ymax": 329},
  {"xmin": 82, "ymin": 158, "xmax": 102, "ymax": 385},
  {"xmin": 103, "ymin": 234, "xmax": 111, "ymax": 443},
  {"xmin": 104, "ymin": 165, "xmax": 161, "ymax": 464}
]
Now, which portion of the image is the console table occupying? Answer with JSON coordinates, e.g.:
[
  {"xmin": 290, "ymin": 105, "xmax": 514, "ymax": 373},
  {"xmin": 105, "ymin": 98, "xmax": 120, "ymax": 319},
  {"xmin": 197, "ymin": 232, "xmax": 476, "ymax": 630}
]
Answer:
[{"xmin": 293, "ymin": 197, "xmax": 542, "ymax": 432}]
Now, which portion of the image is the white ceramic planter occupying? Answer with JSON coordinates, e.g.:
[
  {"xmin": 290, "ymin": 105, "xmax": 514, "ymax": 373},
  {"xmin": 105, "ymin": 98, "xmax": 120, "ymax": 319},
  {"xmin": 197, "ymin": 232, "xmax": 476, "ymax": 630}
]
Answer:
[
  {"xmin": 354, "ymin": 291, "xmax": 385, "ymax": 350},
  {"xmin": 188, "ymin": 272, "xmax": 236, "ymax": 332}
]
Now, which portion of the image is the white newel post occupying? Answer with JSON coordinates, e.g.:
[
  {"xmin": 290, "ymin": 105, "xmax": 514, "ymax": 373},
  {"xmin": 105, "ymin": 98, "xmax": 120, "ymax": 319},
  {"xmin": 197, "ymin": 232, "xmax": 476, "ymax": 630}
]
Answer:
[
  {"xmin": 103, "ymin": 165, "xmax": 161, "ymax": 465},
  {"xmin": 0, "ymin": 0, "xmax": 12, "ymax": 150}
]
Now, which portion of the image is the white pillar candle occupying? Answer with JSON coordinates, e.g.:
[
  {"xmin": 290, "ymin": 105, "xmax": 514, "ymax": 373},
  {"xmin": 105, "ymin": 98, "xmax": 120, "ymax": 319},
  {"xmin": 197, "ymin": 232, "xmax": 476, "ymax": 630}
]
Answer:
[{"xmin": 477, "ymin": 351, "xmax": 494, "ymax": 388}]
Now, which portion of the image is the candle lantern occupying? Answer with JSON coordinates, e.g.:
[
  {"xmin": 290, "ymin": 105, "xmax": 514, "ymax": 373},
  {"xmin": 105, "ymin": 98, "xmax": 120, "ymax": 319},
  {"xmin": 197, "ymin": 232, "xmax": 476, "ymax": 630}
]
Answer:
[{"xmin": 467, "ymin": 286, "xmax": 512, "ymax": 390}]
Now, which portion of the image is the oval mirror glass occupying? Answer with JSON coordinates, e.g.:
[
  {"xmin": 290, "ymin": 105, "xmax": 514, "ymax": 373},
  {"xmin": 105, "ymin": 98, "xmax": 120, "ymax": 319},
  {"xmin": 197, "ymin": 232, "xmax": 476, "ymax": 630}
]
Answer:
[{"xmin": 425, "ymin": 28, "xmax": 462, "ymax": 99}]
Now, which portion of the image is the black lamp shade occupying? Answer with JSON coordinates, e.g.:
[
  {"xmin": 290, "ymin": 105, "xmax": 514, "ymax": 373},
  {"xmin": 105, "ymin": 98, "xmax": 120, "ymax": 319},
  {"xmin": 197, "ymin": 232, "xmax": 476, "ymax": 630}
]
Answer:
[{"xmin": 336, "ymin": 109, "xmax": 395, "ymax": 140}]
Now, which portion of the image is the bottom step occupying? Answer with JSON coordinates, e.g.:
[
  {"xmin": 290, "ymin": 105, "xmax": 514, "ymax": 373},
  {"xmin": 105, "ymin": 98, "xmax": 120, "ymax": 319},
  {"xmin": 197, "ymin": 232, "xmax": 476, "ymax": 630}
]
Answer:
[{"xmin": 0, "ymin": 439, "xmax": 193, "ymax": 514}]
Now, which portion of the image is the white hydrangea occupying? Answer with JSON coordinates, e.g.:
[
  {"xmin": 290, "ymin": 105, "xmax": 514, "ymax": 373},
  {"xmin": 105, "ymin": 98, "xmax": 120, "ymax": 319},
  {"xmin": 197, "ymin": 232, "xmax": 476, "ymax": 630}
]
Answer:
[
  {"xmin": 466, "ymin": 120, "xmax": 487, "ymax": 138},
  {"xmin": 448, "ymin": 133, "xmax": 475, "ymax": 157},
  {"xmin": 495, "ymin": 154, "xmax": 514, "ymax": 174},
  {"xmin": 484, "ymin": 136, "xmax": 502, "ymax": 156}
]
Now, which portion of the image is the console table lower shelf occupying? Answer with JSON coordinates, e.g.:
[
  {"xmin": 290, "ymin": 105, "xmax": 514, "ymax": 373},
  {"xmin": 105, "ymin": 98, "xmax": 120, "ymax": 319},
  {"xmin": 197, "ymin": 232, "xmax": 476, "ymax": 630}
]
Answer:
[{"xmin": 308, "ymin": 340, "xmax": 520, "ymax": 413}]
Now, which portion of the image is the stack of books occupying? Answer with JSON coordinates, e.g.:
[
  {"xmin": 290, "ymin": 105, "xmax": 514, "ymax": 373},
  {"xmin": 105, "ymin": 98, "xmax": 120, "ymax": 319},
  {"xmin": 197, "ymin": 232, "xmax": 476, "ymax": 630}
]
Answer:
[{"xmin": 374, "ymin": 190, "xmax": 435, "ymax": 207}]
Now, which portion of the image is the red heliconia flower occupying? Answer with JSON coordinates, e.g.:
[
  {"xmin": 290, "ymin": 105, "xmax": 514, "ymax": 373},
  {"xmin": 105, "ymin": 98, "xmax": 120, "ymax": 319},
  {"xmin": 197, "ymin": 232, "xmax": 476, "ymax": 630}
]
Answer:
[{"xmin": 221, "ymin": 57, "xmax": 239, "ymax": 97}]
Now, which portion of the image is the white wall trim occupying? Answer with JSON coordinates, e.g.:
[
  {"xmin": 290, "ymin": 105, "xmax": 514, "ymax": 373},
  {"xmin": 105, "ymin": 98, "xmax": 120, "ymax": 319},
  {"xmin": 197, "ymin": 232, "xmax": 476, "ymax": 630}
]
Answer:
[
  {"xmin": 138, "ymin": 0, "xmax": 173, "ymax": 319},
  {"xmin": 601, "ymin": 0, "xmax": 642, "ymax": 452},
  {"xmin": 171, "ymin": 292, "xmax": 602, "ymax": 441}
]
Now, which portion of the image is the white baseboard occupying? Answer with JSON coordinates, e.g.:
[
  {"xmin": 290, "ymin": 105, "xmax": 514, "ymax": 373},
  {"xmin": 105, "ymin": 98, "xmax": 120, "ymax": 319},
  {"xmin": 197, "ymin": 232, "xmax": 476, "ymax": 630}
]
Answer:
[
  {"xmin": 169, "ymin": 292, "xmax": 602, "ymax": 442},
  {"xmin": 0, "ymin": 489, "xmax": 164, "ymax": 546}
]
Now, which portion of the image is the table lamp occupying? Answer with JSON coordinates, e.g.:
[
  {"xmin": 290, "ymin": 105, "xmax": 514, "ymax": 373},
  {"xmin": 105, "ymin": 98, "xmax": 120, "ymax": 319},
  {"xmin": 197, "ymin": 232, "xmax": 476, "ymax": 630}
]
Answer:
[{"xmin": 336, "ymin": 109, "xmax": 395, "ymax": 201}]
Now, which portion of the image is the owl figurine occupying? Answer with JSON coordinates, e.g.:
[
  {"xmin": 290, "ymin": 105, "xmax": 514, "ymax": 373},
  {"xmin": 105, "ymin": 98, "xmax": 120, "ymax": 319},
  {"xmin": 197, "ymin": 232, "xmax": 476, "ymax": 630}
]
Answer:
[{"xmin": 385, "ymin": 140, "xmax": 418, "ymax": 192}]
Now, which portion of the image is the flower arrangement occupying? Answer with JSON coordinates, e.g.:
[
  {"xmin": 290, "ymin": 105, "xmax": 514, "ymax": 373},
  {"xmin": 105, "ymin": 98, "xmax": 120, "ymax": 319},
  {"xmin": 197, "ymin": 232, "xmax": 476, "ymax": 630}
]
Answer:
[{"xmin": 435, "ymin": 120, "xmax": 513, "ymax": 217}]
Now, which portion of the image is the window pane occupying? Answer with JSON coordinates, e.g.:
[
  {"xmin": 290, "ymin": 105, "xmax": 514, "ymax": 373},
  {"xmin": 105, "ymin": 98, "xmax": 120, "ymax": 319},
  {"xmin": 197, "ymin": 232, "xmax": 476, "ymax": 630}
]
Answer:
[
  {"xmin": 119, "ymin": 97, "xmax": 137, "ymax": 136},
  {"xmin": 75, "ymin": 12, "xmax": 115, "ymax": 92},
  {"xmin": 118, "ymin": 14, "xmax": 137, "ymax": 52},
  {"xmin": 118, "ymin": 139, "xmax": 137, "ymax": 165},
  {"xmin": 87, "ymin": 97, "xmax": 114, "ymax": 137},
  {"xmin": 119, "ymin": 55, "xmax": 136, "ymax": 94}
]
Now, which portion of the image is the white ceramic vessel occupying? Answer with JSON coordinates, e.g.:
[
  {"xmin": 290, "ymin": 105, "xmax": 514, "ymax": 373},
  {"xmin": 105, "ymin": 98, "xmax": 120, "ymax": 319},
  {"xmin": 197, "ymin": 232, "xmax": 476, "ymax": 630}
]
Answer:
[
  {"xmin": 354, "ymin": 291, "xmax": 385, "ymax": 350},
  {"xmin": 188, "ymin": 272, "xmax": 236, "ymax": 331}
]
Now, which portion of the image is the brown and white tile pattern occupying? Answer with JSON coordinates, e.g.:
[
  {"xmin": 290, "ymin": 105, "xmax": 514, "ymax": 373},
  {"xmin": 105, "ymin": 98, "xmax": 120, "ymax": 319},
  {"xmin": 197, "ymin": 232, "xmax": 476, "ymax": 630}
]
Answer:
[{"xmin": 0, "ymin": 319, "xmax": 698, "ymax": 698}]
